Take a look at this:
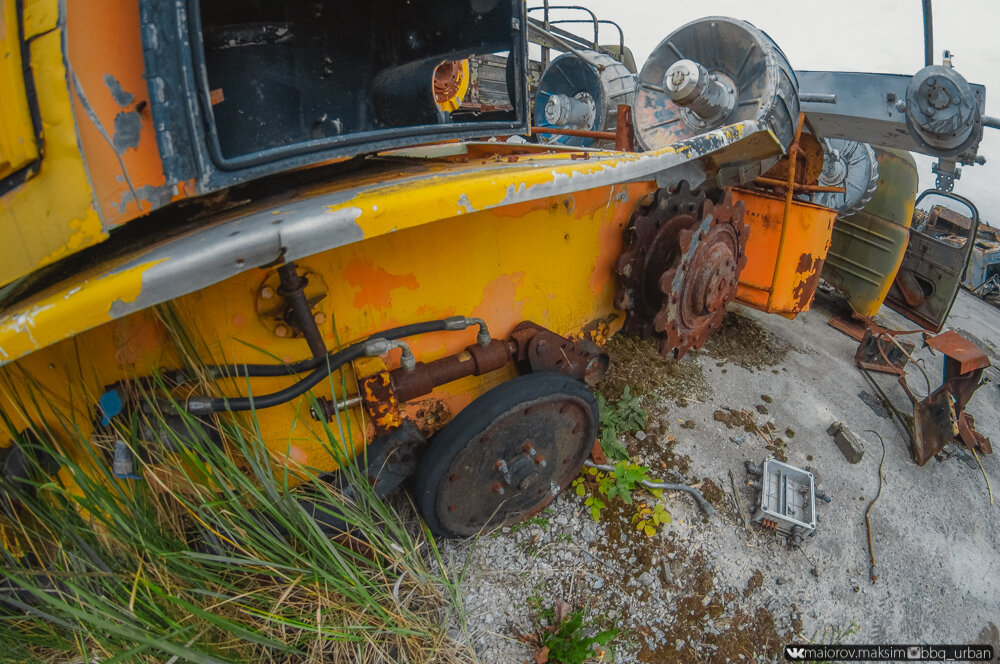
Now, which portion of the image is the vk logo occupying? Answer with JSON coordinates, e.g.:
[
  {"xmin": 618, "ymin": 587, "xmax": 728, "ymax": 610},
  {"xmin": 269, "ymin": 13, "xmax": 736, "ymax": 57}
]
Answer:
[{"xmin": 786, "ymin": 647, "xmax": 806, "ymax": 660}]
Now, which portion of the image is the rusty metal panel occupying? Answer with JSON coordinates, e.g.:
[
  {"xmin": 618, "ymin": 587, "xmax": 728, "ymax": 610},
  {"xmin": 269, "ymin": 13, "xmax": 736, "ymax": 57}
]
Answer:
[
  {"xmin": 925, "ymin": 330, "xmax": 990, "ymax": 374},
  {"xmin": 733, "ymin": 188, "xmax": 838, "ymax": 315}
]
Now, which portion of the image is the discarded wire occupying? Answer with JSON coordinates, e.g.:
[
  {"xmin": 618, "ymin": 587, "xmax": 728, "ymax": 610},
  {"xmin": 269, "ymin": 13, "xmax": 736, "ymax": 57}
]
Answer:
[
  {"xmin": 582, "ymin": 460, "xmax": 717, "ymax": 517},
  {"xmin": 971, "ymin": 447, "xmax": 994, "ymax": 505},
  {"xmin": 864, "ymin": 430, "xmax": 887, "ymax": 583}
]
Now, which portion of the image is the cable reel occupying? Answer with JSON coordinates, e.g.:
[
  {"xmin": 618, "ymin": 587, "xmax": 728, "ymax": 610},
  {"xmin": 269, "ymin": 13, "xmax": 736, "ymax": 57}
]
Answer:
[{"xmin": 532, "ymin": 50, "xmax": 636, "ymax": 147}]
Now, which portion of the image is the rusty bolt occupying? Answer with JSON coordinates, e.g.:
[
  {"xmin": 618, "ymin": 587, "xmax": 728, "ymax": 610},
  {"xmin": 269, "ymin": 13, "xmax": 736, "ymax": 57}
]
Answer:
[
  {"xmin": 314, "ymin": 312, "xmax": 327, "ymax": 325},
  {"xmin": 274, "ymin": 324, "xmax": 289, "ymax": 338},
  {"xmin": 260, "ymin": 286, "xmax": 274, "ymax": 299},
  {"xmin": 534, "ymin": 455, "xmax": 547, "ymax": 468},
  {"xmin": 522, "ymin": 442, "xmax": 536, "ymax": 456},
  {"xmin": 491, "ymin": 481, "xmax": 505, "ymax": 496}
]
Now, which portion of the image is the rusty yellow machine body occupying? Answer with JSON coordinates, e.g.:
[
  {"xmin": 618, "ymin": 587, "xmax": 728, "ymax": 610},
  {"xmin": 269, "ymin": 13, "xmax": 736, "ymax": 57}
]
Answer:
[{"xmin": 0, "ymin": 1, "xmax": 989, "ymax": 535}]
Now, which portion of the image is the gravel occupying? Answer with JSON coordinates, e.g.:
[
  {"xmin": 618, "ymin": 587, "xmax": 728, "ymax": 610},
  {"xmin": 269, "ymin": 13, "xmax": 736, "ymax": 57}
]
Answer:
[{"xmin": 439, "ymin": 292, "xmax": 1000, "ymax": 663}]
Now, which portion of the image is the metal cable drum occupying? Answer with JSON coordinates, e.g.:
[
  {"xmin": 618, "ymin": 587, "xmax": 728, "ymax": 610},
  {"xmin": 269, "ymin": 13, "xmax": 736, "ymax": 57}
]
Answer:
[
  {"xmin": 812, "ymin": 139, "xmax": 879, "ymax": 217},
  {"xmin": 632, "ymin": 17, "xmax": 799, "ymax": 155},
  {"xmin": 532, "ymin": 50, "xmax": 636, "ymax": 147}
]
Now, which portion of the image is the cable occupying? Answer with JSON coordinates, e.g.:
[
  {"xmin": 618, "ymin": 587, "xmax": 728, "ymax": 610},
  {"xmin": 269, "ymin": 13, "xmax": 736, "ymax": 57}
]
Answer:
[
  {"xmin": 971, "ymin": 447, "xmax": 994, "ymax": 505},
  {"xmin": 583, "ymin": 460, "xmax": 717, "ymax": 517},
  {"xmin": 864, "ymin": 430, "xmax": 887, "ymax": 583}
]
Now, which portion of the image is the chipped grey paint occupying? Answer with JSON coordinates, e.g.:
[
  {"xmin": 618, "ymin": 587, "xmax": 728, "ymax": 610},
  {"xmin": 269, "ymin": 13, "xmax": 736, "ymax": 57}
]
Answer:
[
  {"xmin": 104, "ymin": 74, "xmax": 135, "ymax": 107},
  {"xmin": 112, "ymin": 111, "xmax": 142, "ymax": 152},
  {"xmin": 115, "ymin": 183, "xmax": 176, "ymax": 213},
  {"xmin": 491, "ymin": 120, "xmax": 778, "ymax": 210},
  {"xmin": 108, "ymin": 200, "xmax": 365, "ymax": 317}
]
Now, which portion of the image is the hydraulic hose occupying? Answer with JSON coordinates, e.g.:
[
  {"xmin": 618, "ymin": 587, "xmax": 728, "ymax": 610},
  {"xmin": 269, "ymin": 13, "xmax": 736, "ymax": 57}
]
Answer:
[
  {"xmin": 190, "ymin": 345, "xmax": 369, "ymax": 414},
  {"xmin": 206, "ymin": 316, "xmax": 488, "ymax": 378}
]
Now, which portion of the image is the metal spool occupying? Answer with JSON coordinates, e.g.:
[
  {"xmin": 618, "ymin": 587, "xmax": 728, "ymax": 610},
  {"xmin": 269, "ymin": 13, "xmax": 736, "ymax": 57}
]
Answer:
[
  {"xmin": 632, "ymin": 17, "xmax": 799, "ymax": 154},
  {"xmin": 905, "ymin": 64, "xmax": 982, "ymax": 156},
  {"xmin": 533, "ymin": 51, "xmax": 636, "ymax": 147},
  {"xmin": 813, "ymin": 139, "xmax": 879, "ymax": 217}
]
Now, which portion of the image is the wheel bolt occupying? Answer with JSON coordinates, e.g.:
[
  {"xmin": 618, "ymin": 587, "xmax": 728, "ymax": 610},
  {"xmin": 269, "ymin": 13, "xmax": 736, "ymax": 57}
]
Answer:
[
  {"xmin": 522, "ymin": 441, "xmax": 537, "ymax": 456},
  {"xmin": 274, "ymin": 324, "xmax": 289, "ymax": 338},
  {"xmin": 314, "ymin": 312, "xmax": 327, "ymax": 325},
  {"xmin": 535, "ymin": 455, "xmax": 547, "ymax": 468},
  {"xmin": 491, "ymin": 481, "xmax": 505, "ymax": 495},
  {"xmin": 261, "ymin": 286, "xmax": 274, "ymax": 299}
]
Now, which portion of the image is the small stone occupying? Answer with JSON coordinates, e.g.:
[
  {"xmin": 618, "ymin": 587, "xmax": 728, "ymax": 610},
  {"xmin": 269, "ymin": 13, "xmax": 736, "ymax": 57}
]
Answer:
[
  {"xmin": 635, "ymin": 430, "xmax": 648, "ymax": 441},
  {"xmin": 662, "ymin": 561, "xmax": 674, "ymax": 584},
  {"xmin": 593, "ymin": 578, "xmax": 605, "ymax": 590},
  {"xmin": 776, "ymin": 577, "xmax": 784, "ymax": 585},
  {"xmin": 483, "ymin": 613, "xmax": 494, "ymax": 624},
  {"xmin": 731, "ymin": 434, "xmax": 746, "ymax": 446},
  {"xmin": 827, "ymin": 421, "xmax": 865, "ymax": 464}
]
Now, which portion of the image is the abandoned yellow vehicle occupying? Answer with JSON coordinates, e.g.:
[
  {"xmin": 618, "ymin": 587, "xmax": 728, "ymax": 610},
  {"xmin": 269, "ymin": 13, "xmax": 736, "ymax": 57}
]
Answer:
[{"xmin": 0, "ymin": 0, "xmax": 991, "ymax": 543}]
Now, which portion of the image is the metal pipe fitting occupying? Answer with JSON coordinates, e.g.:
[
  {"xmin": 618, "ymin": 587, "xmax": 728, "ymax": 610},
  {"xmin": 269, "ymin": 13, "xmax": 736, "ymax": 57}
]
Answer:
[
  {"xmin": 544, "ymin": 93, "xmax": 595, "ymax": 128},
  {"xmin": 664, "ymin": 59, "xmax": 736, "ymax": 126}
]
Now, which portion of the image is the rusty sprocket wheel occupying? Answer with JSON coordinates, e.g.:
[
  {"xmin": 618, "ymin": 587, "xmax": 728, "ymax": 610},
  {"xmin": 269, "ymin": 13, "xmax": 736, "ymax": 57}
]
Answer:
[{"xmin": 616, "ymin": 183, "xmax": 748, "ymax": 359}]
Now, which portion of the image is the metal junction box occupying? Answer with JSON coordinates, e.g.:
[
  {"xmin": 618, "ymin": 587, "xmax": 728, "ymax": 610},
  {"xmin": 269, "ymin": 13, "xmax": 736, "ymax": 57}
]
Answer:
[{"xmin": 751, "ymin": 458, "xmax": 817, "ymax": 537}]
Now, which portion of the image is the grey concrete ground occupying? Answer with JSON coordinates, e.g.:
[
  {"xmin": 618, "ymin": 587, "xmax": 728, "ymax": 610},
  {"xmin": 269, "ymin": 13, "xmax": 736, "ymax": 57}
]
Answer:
[{"xmin": 445, "ymin": 289, "xmax": 1000, "ymax": 663}]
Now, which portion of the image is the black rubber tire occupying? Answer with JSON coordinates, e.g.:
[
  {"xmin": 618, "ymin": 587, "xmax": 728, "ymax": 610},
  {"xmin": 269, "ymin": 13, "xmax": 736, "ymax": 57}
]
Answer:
[{"xmin": 414, "ymin": 372, "xmax": 599, "ymax": 538}]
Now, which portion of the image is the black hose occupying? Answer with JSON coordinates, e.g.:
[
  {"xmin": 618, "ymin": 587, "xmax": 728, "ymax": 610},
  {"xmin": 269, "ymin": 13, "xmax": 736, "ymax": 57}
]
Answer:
[
  {"xmin": 206, "ymin": 345, "xmax": 367, "ymax": 413},
  {"xmin": 207, "ymin": 318, "xmax": 456, "ymax": 378},
  {"xmin": 365, "ymin": 320, "xmax": 451, "ymax": 342}
]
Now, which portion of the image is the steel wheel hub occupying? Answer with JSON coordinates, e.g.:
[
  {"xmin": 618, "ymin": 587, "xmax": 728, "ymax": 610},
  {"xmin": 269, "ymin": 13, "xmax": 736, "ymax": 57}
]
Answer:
[{"xmin": 435, "ymin": 393, "xmax": 595, "ymax": 536}]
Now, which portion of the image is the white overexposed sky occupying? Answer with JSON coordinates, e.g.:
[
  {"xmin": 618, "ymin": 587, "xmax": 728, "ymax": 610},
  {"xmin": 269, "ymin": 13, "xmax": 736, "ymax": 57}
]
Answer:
[{"xmin": 550, "ymin": 1, "xmax": 999, "ymax": 223}]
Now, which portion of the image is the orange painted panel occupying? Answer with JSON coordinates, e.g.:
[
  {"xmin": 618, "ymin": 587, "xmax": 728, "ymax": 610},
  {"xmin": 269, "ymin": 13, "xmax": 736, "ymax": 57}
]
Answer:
[
  {"xmin": 65, "ymin": 0, "xmax": 175, "ymax": 225},
  {"xmin": 733, "ymin": 188, "xmax": 838, "ymax": 315}
]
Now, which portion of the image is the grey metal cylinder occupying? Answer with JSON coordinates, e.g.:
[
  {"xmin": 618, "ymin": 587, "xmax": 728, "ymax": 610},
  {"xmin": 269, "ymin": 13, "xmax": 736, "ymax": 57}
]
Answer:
[
  {"xmin": 632, "ymin": 17, "xmax": 799, "ymax": 153},
  {"xmin": 813, "ymin": 139, "xmax": 879, "ymax": 217},
  {"xmin": 544, "ymin": 93, "xmax": 596, "ymax": 128},
  {"xmin": 664, "ymin": 59, "xmax": 736, "ymax": 126},
  {"xmin": 905, "ymin": 64, "xmax": 981, "ymax": 154}
]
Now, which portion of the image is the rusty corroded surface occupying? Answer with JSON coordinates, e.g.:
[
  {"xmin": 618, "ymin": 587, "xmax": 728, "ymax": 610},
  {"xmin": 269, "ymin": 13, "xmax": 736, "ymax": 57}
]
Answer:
[
  {"xmin": 925, "ymin": 329, "xmax": 991, "ymax": 375},
  {"xmin": 361, "ymin": 371, "xmax": 403, "ymax": 435},
  {"xmin": 616, "ymin": 182, "xmax": 748, "ymax": 359}
]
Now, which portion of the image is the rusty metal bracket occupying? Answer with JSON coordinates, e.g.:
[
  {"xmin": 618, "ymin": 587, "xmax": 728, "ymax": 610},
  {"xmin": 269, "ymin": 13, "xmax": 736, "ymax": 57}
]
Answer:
[
  {"xmin": 256, "ymin": 262, "xmax": 328, "ymax": 355},
  {"xmin": 856, "ymin": 329, "xmax": 992, "ymax": 465},
  {"xmin": 854, "ymin": 328, "xmax": 913, "ymax": 375},
  {"xmin": 510, "ymin": 321, "xmax": 609, "ymax": 385}
]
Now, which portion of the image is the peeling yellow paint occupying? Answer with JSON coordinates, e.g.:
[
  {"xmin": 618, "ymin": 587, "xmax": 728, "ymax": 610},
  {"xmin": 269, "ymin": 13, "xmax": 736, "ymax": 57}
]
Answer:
[
  {"xmin": 39, "ymin": 208, "xmax": 108, "ymax": 266},
  {"xmin": 0, "ymin": 259, "xmax": 161, "ymax": 364}
]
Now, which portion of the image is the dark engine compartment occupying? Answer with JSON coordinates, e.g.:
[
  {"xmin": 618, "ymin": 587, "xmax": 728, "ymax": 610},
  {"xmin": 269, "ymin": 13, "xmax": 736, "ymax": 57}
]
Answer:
[{"xmin": 195, "ymin": 0, "xmax": 523, "ymax": 161}]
